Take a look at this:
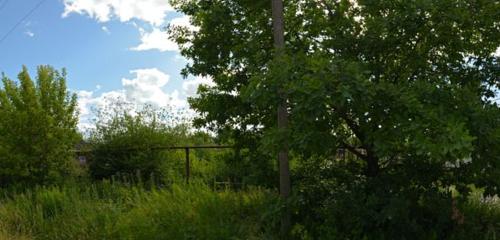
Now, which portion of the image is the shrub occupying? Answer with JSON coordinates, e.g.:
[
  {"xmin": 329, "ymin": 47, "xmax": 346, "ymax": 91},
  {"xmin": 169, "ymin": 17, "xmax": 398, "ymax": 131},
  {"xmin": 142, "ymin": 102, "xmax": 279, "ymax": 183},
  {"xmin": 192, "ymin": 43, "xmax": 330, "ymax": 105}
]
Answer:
[
  {"xmin": 87, "ymin": 104, "xmax": 183, "ymax": 181},
  {"xmin": 217, "ymin": 148, "xmax": 277, "ymax": 188},
  {"xmin": 294, "ymin": 156, "xmax": 500, "ymax": 240},
  {"xmin": 87, "ymin": 102, "xmax": 236, "ymax": 185}
]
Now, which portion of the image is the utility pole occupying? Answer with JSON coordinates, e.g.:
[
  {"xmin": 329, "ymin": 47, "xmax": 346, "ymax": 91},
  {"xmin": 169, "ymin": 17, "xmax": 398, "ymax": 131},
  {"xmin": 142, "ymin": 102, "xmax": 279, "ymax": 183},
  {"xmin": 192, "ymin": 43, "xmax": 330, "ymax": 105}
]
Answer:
[{"xmin": 271, "ymin": 0, "xmax": 291, "ymax": 237}]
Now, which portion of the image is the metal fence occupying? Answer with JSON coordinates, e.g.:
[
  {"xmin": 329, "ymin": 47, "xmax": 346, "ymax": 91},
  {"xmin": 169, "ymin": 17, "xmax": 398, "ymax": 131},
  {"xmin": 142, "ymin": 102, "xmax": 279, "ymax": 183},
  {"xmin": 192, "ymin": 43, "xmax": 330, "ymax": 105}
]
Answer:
[{"xmin": 74, "ymin": 145, "xmax": 234, "ymax": 184}]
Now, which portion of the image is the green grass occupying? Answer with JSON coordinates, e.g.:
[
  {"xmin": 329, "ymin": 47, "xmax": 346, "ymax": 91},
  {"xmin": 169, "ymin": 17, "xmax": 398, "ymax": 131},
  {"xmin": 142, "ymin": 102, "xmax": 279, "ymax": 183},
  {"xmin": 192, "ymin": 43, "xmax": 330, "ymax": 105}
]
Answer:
[
  {"xmin": 0, "ymin": 181, "xmax": 279, "ymax": 240},
  {"xmin": 2, "ymin": 181, "xmax": 499, "ymax": 240}
]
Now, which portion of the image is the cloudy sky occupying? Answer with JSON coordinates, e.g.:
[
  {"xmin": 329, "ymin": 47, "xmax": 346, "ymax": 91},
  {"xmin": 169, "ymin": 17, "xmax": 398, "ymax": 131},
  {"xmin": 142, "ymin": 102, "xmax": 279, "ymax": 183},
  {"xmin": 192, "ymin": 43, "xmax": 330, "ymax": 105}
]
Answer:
[{"xmin": 0, "ymin": 0, "xmax": 212, "ymax": 129}]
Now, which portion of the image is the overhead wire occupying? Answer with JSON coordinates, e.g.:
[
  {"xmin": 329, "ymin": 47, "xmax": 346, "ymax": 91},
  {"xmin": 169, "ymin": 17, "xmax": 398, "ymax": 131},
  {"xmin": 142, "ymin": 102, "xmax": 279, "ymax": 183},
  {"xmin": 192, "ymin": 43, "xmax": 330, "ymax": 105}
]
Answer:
[{"xmin": 0, "ymin": 0, "xmax": 46, "ymax": 44}]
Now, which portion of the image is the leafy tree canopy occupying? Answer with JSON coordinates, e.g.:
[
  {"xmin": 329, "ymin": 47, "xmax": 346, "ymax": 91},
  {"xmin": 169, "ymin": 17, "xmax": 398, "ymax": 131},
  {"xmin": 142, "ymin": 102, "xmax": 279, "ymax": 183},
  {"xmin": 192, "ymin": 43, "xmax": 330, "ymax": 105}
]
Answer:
[
  {"xmin": 0, "ymin": 66, "xmax": 80, "ymax": 186},
  {"xmin": 170, "ymin": 0, "xmax": 500, "ymax": 195}
]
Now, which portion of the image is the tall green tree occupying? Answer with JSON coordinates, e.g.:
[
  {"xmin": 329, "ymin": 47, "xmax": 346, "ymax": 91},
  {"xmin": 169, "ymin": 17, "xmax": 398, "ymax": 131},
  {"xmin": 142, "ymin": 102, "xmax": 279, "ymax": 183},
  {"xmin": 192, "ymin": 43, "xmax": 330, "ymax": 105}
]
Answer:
[
  {"xmin": 171, "ymin": 0, "xmax": 499, "ymax": 236},
  {"xmin": 170, "ymin": 0, "xmax": 499, "ymax": 191},
  {"xmin": 0, "ymin": 66, "xmax": 80, "ymax": 186}
]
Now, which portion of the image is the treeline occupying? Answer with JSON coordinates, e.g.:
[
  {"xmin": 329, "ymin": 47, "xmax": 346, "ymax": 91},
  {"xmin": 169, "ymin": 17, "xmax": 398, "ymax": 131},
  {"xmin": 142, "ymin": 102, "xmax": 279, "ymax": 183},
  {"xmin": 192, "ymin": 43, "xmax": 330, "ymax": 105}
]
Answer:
[
  {"xmin": 1, "ymin": 62, "xmax": 499, "ymax": 239},
  {"xmin": 0, "ymin": 66, "xmax": 270, "ymax": 189},
  {"xmin": 0, "ymin": 66, "xmax": 282, "ymax": 240}
]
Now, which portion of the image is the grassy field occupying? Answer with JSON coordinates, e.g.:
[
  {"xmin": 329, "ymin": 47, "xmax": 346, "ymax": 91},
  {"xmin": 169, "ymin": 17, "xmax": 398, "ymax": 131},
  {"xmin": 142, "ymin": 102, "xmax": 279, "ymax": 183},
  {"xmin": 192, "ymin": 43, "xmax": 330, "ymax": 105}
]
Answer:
[
  {"xmin": 1, "ymin": 178, "xmax": 500, "ymax": 240},
  {"xmin": 0, "ymin": 181, "xmax": 279, "ymax": 240}
]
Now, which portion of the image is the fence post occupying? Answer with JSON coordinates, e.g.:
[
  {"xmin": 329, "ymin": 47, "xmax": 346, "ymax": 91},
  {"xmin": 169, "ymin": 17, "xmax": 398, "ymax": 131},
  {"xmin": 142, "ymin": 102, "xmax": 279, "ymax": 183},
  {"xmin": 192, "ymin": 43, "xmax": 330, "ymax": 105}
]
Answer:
[{"xmin": 185, "ymin": 147, "xmax": 190, "ymax": 184}]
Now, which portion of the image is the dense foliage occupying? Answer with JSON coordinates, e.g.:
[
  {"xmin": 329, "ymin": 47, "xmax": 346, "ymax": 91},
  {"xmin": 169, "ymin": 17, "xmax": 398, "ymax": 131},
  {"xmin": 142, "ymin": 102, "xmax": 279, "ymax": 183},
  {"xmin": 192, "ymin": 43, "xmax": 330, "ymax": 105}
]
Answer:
[
  {"xmin": 0, "ymin": 66, "xmax": 80, "ymax": 187},
  {"xmin": 87, "ymin": 103, "xmax": 230, "ymax": 184},
  {"xmin": 88, "ymin": 104, "xmax": 181, "ymax": 181},
  {"xmin": 170, "ymin": 0, "xmax": 500, "ymax": 238},
  {"xmin": 0, "ymin": 0, "xmax": 499, "ymax": 238}
]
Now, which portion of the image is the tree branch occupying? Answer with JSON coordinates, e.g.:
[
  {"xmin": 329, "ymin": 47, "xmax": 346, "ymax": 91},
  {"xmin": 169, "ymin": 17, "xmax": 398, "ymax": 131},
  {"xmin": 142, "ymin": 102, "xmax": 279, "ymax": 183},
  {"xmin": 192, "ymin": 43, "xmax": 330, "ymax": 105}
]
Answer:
[
  {"xmin": 334, "ymin": 107, "xmax": 365, "ymax": 142},
  {"xmin": 341, "ymin": 142, "xmax": 367, "ymax": 161}
]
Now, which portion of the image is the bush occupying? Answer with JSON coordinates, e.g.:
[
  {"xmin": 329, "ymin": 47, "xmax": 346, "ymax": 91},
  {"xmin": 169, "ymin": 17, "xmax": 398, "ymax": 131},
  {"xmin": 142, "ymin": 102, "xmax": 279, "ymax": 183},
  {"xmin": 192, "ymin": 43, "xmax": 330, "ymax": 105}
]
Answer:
[
  {"xmin": 217, "ymin": 148, "xmax": 277, "ymax": 188},
  {"xmin": 294, "ymin": 156, "xmax": 500, "ymax": 240},
  {"xmin": 87, "ymin": 104, "xmax": 232, "ymax": 185},
  {"xmin": 88, "ymin": 104, "xmax": 184, "ymax": 181},
  {"xmin": 449, "ymin": 190, "xmax": 500, "ymax": 240},
  {"xmin": 0, "ymin": 66, "xmax": 80, "ymax": 187}
]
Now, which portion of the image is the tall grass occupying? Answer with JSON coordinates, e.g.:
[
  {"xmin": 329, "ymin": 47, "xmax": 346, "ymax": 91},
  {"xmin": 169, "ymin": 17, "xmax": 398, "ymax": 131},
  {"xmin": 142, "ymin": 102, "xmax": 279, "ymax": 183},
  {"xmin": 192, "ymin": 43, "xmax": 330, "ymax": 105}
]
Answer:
[
  {"xmin": 0, "ymin": 181, "xmax": 279, "ymax": 240},
  {"xmin": 2, "ymin": 180, "xmax": 498, "ymax": 240}
]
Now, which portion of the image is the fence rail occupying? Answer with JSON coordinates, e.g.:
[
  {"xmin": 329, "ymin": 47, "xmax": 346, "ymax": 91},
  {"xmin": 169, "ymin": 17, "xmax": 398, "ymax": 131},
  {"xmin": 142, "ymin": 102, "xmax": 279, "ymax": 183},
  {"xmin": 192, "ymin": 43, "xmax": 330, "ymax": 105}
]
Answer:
[
  {"xmin": 74, "ymin": 145, "xmax": 234, "ymax": 184},
  {"xmin": 74, "ymin": 146, "xmax": 360, "ymax": 184}
]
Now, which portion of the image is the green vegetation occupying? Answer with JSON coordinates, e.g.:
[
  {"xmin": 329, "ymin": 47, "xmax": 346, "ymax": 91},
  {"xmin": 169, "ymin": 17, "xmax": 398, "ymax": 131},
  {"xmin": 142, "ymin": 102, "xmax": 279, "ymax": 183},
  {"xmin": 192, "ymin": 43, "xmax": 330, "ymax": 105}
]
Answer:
[
  {"xmin": 86, "ymin": 101, "xmax": 232, "ymax": 185},
  {"xmin": 168, "ymin": 0, "xmax": 500, "ymax": 238},
  {"xmin": 0, "ymin": 66, "xmax": 80, "ymax": 187},
  {"xmin": 88, "ymin": 104, "xmax": 187, "ymax": 181},
  {"xmin": 0, "ymin": 181, "xmax": 499, "ymax": 240},
  {"xmin": 0, "ymin": 181, "xmax": 278, "ymax": 240},
  {"xmin": 1, "ymin": 0, "xmax": 499, "ymax": 239}
]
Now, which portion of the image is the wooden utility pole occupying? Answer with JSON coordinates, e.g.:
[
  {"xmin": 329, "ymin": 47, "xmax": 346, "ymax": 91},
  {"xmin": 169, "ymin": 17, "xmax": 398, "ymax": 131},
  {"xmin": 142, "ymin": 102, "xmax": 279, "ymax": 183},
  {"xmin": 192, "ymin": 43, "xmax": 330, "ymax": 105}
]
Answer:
[{"xmin": 271, "ymin": 0, "xmax": 291, "ymax": 237}]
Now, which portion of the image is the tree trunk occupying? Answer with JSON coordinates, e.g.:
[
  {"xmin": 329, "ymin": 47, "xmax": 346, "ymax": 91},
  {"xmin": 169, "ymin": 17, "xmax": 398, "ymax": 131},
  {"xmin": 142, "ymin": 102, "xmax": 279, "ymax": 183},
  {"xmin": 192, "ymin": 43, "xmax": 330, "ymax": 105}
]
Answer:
[
  {"xmin": 366, "ymin": 148, "xmax": 379, "ymax": 177},
  {"xmin": 271, "ymin": 0, "xmax": 291, "ymax": 238}
]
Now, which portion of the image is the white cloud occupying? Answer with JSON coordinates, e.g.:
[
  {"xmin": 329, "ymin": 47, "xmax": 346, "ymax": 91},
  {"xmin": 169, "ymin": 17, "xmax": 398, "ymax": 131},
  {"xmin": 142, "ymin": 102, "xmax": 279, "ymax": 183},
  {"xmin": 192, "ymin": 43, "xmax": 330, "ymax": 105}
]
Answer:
[
  {"xmin": 76, "ymin": 90, "xmax": 95, "ymax": 116},
  {"xmin": 61, "ymin": 1, "xmax": 193, "ymax": 52},
  {"xmin": 101, "ymin": 26, "xmax": 110, "ymax": 34},
  {"xmin": 130, "ymin": 16, "xmax": 200, "ymax": 52},
  {"xmin": 170, "ymin": 16, "xmax": 190, "ymax": 27},
  {"xmin": 77, "ymin": 68, "xmax": 187, "ymax": 128},
  {"xmin": 172, "ymin": 54, "xmax": 186, "ymax": 62},
  {"xmin": 77, "ymin": 89, "xmax": 127, "ymax": 118},
  {"xmin": 25, "ymin": 31, "xmax": 34, "ymax": 37},
  {"xmin": 76, "ymin": 89, "xmax": 127, "ymax": 131},
  {"xmin": 121, "ymin": 68, "xmax": 184, "ymax": 107},
  {"xmin": 76, "ymin": 70, "xmax": 215, "ymax": 132},
  {"xmin": 182, "ymin": 76, "xmax": 215, "ymax": 97},
  {"xmin": 169, "ymin": 16, "xmax": 198, "ymax": 31},
  {"xmin": 131, "ymin": 27, "xmax": 178, "ymax": 52},
  {"xmin": 62, "ymin": 0, "xmax": 173, "ymax": 26}
]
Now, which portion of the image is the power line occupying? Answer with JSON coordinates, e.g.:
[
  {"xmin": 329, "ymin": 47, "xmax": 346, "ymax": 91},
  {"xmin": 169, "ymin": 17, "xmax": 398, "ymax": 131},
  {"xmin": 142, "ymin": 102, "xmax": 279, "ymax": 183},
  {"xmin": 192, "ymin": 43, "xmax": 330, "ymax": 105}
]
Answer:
[{"xmin": 0, "ymin": 0, "xmax": 46, "ymax": 44}]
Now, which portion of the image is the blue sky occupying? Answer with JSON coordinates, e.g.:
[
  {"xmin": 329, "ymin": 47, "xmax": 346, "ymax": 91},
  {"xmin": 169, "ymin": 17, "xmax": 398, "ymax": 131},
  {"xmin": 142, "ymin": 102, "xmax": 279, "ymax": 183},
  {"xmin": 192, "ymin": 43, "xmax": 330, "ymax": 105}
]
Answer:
[{"xmin": 0, "ymin": 0, "xmax": 210, "ymax": 129}]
